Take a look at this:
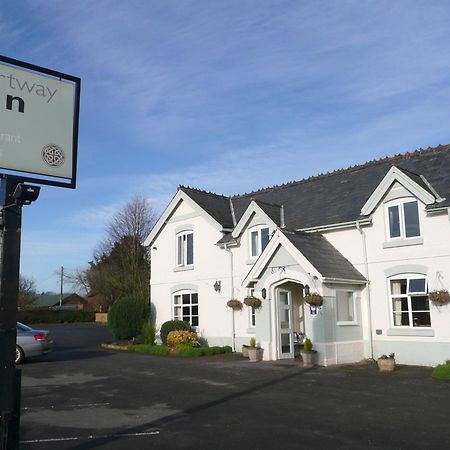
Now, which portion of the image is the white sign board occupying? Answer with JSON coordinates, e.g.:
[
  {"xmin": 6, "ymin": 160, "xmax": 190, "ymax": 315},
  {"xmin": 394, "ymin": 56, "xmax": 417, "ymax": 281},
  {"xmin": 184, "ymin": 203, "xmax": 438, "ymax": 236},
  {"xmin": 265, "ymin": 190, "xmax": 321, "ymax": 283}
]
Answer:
[{"xmin": 0, "ymin": 56, "xmax": 80, "ymax": 188}]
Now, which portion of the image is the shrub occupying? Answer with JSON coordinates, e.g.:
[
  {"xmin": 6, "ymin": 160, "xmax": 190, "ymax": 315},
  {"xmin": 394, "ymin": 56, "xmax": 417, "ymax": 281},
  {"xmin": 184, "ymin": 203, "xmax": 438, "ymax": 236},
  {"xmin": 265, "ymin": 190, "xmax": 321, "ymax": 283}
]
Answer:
[
  {"xmin": 18, "ymin": 309, "xmax": 95, "ymax": 324},
  {"xmin": 160, "ymin": 320, "xmax": 191, "ymax": 345},
  {"xmin": 108, "ymin": 297, "xmax": 149, "ymax": 340},
  {"xmin": 176, "ymin": 345, "xmax": 232, "ymax": 357},
  {"xmin": 142, "ymin": 322, "xmax": 156, "ymax": 345},
  {"xmin": 303, "ymin": 338, "xmax": 313, "ymax": 352},
  {"xmin": 432, "ymin": 360, "xmax": 450, "ymax": 380},
  {"xmin": 127, "ymin": 344, "xmax": 170, "ymax": 355},
  {"xmin": 250, "ymin": 337, "xmax": 256, "ymax": 347},
  {"xmin": 167, "ymin": 330, "xmax": 198, "ymax": 348}
]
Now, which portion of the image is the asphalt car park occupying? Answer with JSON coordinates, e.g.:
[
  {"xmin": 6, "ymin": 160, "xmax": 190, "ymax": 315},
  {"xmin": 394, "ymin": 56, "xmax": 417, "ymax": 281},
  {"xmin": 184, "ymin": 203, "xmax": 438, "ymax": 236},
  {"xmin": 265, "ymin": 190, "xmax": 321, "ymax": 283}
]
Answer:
[{"xmin": 19, "ymin": 324, "xmax": 450, "ymax": 449}]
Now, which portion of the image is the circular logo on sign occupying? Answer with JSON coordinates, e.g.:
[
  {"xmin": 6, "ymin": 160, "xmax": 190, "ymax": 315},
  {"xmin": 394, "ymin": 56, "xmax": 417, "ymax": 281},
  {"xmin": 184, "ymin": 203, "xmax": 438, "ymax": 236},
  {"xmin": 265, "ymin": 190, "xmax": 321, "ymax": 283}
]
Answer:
[{"xmin": 42, "ymin": 144, "xmax": 65, "ymax": 167}]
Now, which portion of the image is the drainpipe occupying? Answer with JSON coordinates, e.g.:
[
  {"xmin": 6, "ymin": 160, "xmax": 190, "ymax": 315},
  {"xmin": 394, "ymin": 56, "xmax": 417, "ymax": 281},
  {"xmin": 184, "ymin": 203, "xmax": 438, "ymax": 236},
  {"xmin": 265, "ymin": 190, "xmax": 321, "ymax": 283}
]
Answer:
[
  {"xmin": 225, "ymin": 244, "xmax": 236, "ymax": 352},
  {"xmin": 356, "ymin": 221, "xmax": 374, "ymax": 359}
]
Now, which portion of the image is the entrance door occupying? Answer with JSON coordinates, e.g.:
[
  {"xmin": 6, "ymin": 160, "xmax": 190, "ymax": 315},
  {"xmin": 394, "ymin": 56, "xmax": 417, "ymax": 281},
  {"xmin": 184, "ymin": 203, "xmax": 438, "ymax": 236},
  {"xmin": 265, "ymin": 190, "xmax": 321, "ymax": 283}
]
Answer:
[{"xmin": 278, "ymin": 289, "xmax": 294, "ymax": 359}]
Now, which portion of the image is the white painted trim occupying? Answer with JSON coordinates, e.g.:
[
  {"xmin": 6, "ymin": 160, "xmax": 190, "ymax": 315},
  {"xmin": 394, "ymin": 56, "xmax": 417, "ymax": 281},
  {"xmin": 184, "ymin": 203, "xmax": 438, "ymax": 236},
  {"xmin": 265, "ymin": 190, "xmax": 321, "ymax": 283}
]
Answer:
[
  {"xmin": 231, "ymin": 201, "xmax": 278, "ymax": 238},
  {"xmin": 360, "ymin": 166, "xmax": 436, "ymax": 216},
  {"xmin": 144, "ymin": 190, "xmax": 223, "ymax": 246},
  {"xmin": 298, "ymin": 218, "xmax": 372, "ymax": 233}
]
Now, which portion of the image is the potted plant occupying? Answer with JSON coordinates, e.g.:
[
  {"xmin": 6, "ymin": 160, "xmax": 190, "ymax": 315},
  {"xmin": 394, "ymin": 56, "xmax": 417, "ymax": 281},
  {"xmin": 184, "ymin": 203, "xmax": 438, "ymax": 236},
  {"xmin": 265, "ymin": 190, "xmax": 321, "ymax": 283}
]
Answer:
[
  {"xmin": 243, "ymin": 296, "xmax": 262, "ymax": 309},
  {"xmin": 226, "ymin": 299, "xmax": 243, "ymax": 310},
  {"xmin": 300, "ymin": 338, "xmax": 317, "ymax": 368},
  {"xmin": 429, "ymin": 290, "xmax": 449, "ymax": 304},
  {"xmin": 242, "ymin": 344, "xmax": 250, "ymax": 358},
  {"xmin": 377, "ymin": 353, "xmax": 395, "ymax": 372},
  {"xmin": 247, "ymin": 337, "xmax": 264, "ymax": 362},
  {"xmin": 304, "ymin": 293, "xmax": 323, "ymax": 307}
]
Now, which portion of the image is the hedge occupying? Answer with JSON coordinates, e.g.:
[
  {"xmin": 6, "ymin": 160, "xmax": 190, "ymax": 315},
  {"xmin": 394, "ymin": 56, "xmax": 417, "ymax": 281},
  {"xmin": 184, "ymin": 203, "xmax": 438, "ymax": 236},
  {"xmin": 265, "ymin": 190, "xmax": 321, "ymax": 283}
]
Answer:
[
  {"xmin": 108, "ymin": 297, "xmax": 149, "ymax": 340},
  {"xmin": 160, "ymin": 320, "xmax": 191, "ymax": 345},
  {"xmin": 18, "ymin": 310, "xmax": 95, "ymax": 324}
]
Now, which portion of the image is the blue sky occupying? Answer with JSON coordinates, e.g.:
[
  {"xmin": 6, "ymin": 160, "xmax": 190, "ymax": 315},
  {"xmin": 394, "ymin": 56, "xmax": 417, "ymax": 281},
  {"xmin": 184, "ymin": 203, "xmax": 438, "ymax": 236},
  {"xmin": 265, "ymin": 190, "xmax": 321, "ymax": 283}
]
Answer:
[{"xmin": 2, "ymin": 0, "xmax": 450, "ymax": 293}]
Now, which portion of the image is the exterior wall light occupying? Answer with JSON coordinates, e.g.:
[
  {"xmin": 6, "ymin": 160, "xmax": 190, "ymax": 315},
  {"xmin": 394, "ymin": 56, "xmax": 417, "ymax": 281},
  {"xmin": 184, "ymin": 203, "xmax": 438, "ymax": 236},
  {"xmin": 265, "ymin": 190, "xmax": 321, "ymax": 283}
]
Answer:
[
  {"xmin": 261, "ymin": 288, "xmax": 267, "ymax": 299},
  {"xmin": 214, "ymin": 280, "xmax": 221, "ymax": 292}
]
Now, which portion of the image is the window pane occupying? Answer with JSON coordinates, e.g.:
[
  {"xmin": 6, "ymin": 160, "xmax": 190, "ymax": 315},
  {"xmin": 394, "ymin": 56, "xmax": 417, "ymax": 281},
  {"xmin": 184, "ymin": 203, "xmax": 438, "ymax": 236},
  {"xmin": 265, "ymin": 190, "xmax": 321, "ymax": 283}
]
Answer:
[
  {"xmin": 251, "ymin": 231, "xmax": 259, "ymax": 257},
  {"xmin": 391, "ymin": 279, "xmax": 407, "ymax": 295},
  {"xmin": 388, "ymin": 205, "xmax": 401, "ymax": 238},
  {"xmin": 183, "ymin": 306, "xmax": 190, "ymax": 315},
  {"xmin": 412, "ymin": 312, "xmax": 431, "ymax": 327},
  {"xmin": 186, "ymin": 233, "xmax": 194, "ymax": 265},
  {"xmin": 261, "ymin": 227, "xmax": 270, "ymax": 251},
  {"xmin": 392, "ymin": 297, "xmax": 408, "ymax": 311},
  {"xmin": 191, "ymin": 293, "xmax": 198, "ymax": 304},
  {"xmin": 411, "ymin": 295, "xmax": 429, "ymax": 311},
  {"xmin": 182, "ymin": 294, "xmax": 190, "ymax": 304},
  {"xmin": 336, "ymin": 291, "xmax": 354, "ymax": 322},
  {"xmin": 281, "ymin": 309, "xmax": 290, "ymax": 328},
  {"xmin": 191, "ymin": 316, "xmax": 199, "ymax": 327},
  {"xmin": 174, "ymin": 295, "xmax": 181, "ymax": 305},
  {"xmin": 404, "ymin": 201, "xmax": 420, "ymax": 238},
  {"xmin": 174, "ymin": 306, "xmax": 181, "ymax": 319},
  {"xmin": 192, "ymin": 305, "xmax": 198, "ymax": 315},
  {"xmin": 177, "ymin": 235, "xmax": 183, "ymax": 265},
  {"xmin": 409, "ymin": 278, "xmax": 426, "ymax": 294}
]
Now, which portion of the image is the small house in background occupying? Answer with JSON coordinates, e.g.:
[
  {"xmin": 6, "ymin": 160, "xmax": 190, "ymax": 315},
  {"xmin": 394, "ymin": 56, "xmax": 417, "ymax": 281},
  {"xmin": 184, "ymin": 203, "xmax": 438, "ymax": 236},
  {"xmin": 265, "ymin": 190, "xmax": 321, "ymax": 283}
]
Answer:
[
  {"xmin": 32, "ymin": 292, "xmax": 88, "ymax": 310},
  {"xmin": 86, "ymin": 294, "xmax": 110, "ymax": 313}
]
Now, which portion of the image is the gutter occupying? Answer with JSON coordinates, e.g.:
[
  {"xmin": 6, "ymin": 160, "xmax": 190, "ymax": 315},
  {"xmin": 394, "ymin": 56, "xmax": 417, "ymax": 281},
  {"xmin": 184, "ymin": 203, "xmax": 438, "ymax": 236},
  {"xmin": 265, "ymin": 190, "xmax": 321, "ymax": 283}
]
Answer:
[
  {"xmin": 298, "ymin": 218, "xmax": 372, "ymax": 233},
  {"xmin": 322, "ymin": 277, "xmax": 367, "ymax": 285},
  {"xmin": 356, "ymin": 221, "xmax": 374, "ymax": 360}
]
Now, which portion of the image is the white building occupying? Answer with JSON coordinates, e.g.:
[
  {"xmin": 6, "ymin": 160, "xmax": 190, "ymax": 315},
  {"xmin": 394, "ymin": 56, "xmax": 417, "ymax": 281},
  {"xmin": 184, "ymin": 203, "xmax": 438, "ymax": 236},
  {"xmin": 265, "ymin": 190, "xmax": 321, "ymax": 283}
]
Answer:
[{"xmin": 145, "ymin": 145, "xmax": 450, "ymax": 366}]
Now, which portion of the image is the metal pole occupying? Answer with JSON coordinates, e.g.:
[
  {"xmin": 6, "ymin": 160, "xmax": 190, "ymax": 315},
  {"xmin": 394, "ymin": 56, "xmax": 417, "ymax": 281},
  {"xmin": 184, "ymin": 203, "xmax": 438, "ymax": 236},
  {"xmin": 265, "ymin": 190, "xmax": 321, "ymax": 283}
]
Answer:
[
  {"xmin": 59, "ymin": 266, "xmax": 63, "ymax": 307},
  {"xmin": 0, "ymin": 176, "xmax": 23, "ymax": 450}
]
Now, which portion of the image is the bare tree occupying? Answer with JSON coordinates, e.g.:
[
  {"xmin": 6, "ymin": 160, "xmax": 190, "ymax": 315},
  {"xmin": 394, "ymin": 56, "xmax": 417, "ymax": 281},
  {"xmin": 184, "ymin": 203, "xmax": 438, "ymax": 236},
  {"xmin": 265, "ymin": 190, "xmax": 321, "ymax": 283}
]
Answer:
[
  {"xmin": 74, "ymin": 196, "xmax": 157, "ymax": 304},
  {"xmin": 18, "ymin": 275, "xmax": 38, "ymax": 308}
]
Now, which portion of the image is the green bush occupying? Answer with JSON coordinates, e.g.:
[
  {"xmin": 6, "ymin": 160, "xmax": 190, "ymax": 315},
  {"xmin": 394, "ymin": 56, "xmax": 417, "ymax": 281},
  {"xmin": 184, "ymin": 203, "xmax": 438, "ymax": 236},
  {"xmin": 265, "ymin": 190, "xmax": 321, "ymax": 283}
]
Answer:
[
  {"xmin": 303, "ymin": 338, "xmax": 313, "ymax": 352},
  {"xmin": 142, "ymin": 322, "xmax": 156, "ymax": 345},
  {"xmin": 432, "ymin": 360, "xmax": 450, "ymax": 380},
  {"xmin": 177, "ymin": 345, "xmax": 232, "ymax": 357},
  {"xmin": 160, "ymin": 320, "xmax": 191, "ymax": 345},
  {"xmin": 108, "ymin": 297, "xmax": 149, "ymax": 340},
  {"xmin": 18, "ymin": 309, "xmax": 95, "ymax": 324},
  {"xmin": 127, "ymin": 344, "xmax": 170, "ymax": 355}
]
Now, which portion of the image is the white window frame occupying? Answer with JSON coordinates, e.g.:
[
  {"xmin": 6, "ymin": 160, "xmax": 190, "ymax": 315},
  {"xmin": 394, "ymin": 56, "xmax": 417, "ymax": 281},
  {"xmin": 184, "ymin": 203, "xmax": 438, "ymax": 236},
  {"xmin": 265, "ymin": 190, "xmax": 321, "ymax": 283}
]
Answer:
[
  {"xmin": 336, "ymin": 290, "xmax": 357, "ymax": 326},
  {"xmin": 249, "ymin": 306, "xmax": 256, "ymax": 328},
  {"xmin": 173, "ymin": 290, "xmax": 199, "ymax": 328},
  {"xmin": 248, "ymin": 225, "xmax": 270, "ymax": 258},
  {"xmin": 176, "ymin": 230, "xmax": 194, "ymax": 267},
  {"xmin": 384, "ymin": 198, "xmax": 421, "ymax": 241},
  {"xmin": 388, "ymin": 274, "xmax": 430, "ymax": 328}
]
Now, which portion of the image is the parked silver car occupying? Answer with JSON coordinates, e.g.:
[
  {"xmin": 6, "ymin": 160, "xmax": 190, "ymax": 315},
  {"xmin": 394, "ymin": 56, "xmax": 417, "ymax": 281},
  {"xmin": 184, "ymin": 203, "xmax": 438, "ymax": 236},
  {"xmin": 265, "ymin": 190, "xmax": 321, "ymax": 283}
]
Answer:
[{"xmin": 16, "ymin": 322, "xmax": 53, "ymax": 364}]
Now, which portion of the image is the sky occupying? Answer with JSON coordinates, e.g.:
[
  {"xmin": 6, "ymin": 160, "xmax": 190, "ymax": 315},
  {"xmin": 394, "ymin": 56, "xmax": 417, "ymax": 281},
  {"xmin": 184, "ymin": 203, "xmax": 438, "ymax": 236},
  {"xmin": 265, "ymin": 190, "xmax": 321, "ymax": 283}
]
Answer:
[{"xmin": 1, "ymin": 0, "xmax": 450, "ymax": 293}]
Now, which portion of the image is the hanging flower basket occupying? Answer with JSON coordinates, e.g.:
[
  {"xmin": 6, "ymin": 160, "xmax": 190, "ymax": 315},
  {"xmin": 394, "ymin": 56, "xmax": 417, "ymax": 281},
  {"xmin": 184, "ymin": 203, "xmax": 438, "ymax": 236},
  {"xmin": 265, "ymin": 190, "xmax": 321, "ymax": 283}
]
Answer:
[
  {"xmin": 304, "ymin": 293, "xmax": 323, "ymax": 307},
  {"xmin": 428, "ymin": 290, "xmax": 449, "ymax": 304},
  {"xmin": 226, "ymin": 299, "xmax": 243, "ymax": 310},
  {"xmin": 243, "ymin": 296, "xmax": 262, "ymax": 309}
]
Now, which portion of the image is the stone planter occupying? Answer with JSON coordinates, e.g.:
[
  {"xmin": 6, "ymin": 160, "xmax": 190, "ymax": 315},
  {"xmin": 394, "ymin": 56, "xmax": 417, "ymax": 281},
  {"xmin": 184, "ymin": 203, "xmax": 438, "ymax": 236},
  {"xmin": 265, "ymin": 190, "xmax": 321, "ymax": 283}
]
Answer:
[
  {"xmin": 301, "ymin": 350, "xmax": 317, "ymax": 368},
  {"xmin": 377, "ymin": 357, "xmax": 395, "ymax": 372},
  {"xmin": 242, "ymin": 345, "xmax": 250, "ymax": 358},
  {"xmin": 248, "ymin": 347, "xmax": 264, "ymax": 362}
]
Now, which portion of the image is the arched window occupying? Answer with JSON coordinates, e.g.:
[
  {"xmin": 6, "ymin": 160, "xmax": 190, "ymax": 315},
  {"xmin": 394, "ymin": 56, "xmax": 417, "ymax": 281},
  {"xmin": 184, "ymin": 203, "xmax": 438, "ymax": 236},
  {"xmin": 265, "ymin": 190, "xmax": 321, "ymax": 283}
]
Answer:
[
  {"xmin": 389, "ymin": 275, "xmax": 430, "ymax": 327},
  {"xmin": 173, "ymin": 291, "xmax": 199, "ymax": 327}
]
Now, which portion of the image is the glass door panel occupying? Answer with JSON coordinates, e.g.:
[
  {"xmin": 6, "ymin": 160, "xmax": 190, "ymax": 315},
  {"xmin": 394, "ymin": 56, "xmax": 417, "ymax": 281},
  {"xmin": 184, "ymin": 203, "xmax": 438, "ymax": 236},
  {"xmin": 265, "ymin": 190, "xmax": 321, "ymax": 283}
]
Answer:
[{"xmin": 278, "ymin": 290, "xmax": 294, "ymax": 359}]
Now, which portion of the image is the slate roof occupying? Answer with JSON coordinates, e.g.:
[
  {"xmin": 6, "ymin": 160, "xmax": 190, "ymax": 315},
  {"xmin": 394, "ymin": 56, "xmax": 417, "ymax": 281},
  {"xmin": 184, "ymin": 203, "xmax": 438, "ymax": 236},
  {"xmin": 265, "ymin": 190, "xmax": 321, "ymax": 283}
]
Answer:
[
  {"xmin": 282, "ymin": 231, "xmax": 366, "ymax": 281},
  {"xmin": 181, "ymin": 144, "xmax": 450, "ymax": 230}
]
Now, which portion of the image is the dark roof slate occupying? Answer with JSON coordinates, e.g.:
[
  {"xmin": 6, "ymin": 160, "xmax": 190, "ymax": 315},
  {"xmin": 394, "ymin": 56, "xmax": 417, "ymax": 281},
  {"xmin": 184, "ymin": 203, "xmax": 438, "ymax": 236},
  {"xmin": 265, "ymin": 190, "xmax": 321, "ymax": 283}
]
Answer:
[
  {"xmin": 282, "ymin": 231, "xmax": 366, "ymax": 282},
  {"xmin": 180, "ymin": 145, "xmax": 450, "ymax": 230}
]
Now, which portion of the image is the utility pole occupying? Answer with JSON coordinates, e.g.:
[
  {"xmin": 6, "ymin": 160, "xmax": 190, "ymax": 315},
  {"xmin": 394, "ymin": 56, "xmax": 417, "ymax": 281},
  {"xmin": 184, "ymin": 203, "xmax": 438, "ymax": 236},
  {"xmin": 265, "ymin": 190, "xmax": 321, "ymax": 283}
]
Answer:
[{"xmin": 59, "ymin": 266, "xmax": 64, "ymax": 307}]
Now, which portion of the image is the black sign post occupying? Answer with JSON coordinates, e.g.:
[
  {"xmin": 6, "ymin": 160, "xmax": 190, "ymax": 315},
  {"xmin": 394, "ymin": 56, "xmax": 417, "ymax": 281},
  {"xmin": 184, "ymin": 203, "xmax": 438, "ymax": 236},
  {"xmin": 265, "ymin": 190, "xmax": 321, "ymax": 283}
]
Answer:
[{"xmin": 0, "ymin": 176, "xmax": 24, "ymax": 450}]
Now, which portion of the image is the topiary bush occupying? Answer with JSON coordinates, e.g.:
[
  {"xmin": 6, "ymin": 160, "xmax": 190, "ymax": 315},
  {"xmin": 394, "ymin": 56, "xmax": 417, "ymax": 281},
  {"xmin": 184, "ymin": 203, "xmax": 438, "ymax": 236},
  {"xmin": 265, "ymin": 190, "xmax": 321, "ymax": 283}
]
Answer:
[
  {"xmin": 142, "ymin": 322, "xmax": 156, "ymax": 344},
  {"xmin": 107, "ymin": 297, "xmax": 149, "ymax": 340},
  {"xmin": 160, "ymin": 320, "xmax": 191, "ymax": 345},
  {"xmin": 167, "ymin": 330, "xmax": 198, "ymax": 348}
]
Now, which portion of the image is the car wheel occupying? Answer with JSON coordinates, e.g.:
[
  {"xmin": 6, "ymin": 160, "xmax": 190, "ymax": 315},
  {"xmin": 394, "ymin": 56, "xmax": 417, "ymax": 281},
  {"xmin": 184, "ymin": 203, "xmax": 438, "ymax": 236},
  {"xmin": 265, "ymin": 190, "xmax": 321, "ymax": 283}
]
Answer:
[{"xmin": 15, "ymin": 345, "xmax": 25, "ymax": 364}]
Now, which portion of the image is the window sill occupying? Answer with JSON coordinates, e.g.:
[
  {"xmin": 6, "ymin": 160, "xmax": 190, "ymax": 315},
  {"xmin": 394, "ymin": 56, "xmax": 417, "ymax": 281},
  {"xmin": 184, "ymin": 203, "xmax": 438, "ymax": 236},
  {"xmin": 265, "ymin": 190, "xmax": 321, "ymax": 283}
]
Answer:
[
  {"xmin": 382, "ymin": 237, "xmax": 423, "ymax": 249},
  {"xmin": 337, "ymin": 321, "xmax": 358, "ymax": 326},
  {"xmin": 246, "ymin": 258, "xmax": 257, "ymax": 265},
  {"xmin": 173, "ymin": 265, "xmax": 194, "ymax": 272},
  {"xmin": 246, "ymin": 328, "xmax": 256, "ymax": 334},
  {"xmin": 386, "ymin": 328, "xmax": 434, "ymax": 337}
]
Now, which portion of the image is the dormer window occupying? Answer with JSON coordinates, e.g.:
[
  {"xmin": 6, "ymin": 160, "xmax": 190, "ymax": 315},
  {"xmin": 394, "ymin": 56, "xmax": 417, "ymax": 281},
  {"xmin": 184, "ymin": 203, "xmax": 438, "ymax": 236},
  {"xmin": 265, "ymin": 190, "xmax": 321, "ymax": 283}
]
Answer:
[
  {"xmin": 249, "ymin": 225, "xmax": 270, "ymax": 258},
  {"xmin": 176, "ymin": 231, "xmax": 193, "ymax": 267},
  {"xmin": 385, "ymin": 199, "xmax": 421, "ymax": 240}
]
